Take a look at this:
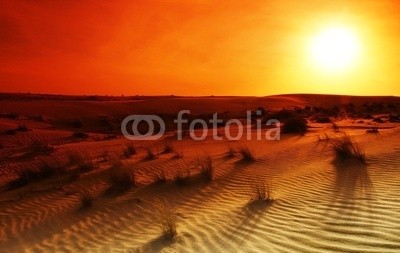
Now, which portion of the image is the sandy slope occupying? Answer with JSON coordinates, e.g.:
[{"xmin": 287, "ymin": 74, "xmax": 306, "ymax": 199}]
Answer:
[{"xmin": 0, "ymin": 122, "xmax": 399, "ymax": 252}]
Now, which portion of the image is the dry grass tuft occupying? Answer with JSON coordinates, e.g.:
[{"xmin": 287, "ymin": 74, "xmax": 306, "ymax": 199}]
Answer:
[
  {"xmin": 123, "ymin": 144, "xmax": 136, "ymax": 158},
  {"xmin": 238, "ymin": 145, "xmax": 256, "ymax": 162},
  {"xmin": 152, "ymin": 170, "xmax": 168, "ymax": 185},
  {"xmin": 250, "ymin": 181, "xmax": 273, "ymax": 203},
  {"xmin": 144, "ymin": 146, "xmax": 157, "ymax": 160},
  {"xmin": 28, "ymin": 140, "xmax": 54, "ymax": 155},
  {"xmin": 155, "ymin": 200, "xmax": 178, "ymax": 240},
  {"xmin": 162, "ymin": 142, "xmax": 174, "ymax": 153},
  {"xmin": 330, "ymin": 134, "xmax": 366, "ymax": 163},
  {"xmin": 366, "ymin": 127, "xmax": 379, "ymax": 134},
  {"xmin": 78, "ymin": 191, "xmax": 94, "ymax": 210},
  {"xmin": 173, "ymin": 169, "xmax": 191, "ymax": 186},
  {"xmin": 7, "ymin": 158, "xmax": 64, "ymax": 190},
  {"xmin": 317, "ymin": 132, "xmax": 331, "ymax": 142},
  {"xmin": 226, "ymin": 146, "xmax": 236, "ymax": 157},
  {"xmin": 171, "ymin": 151, "xmax": 183, "ymax": 159},
  {"xmin": 197, "ymin": 155, "xmax": 214, "ymax": 182},
  {"xmin": 67, "ymin": 151, "xmax": 96, "ymax": 173},
  {"xmin": 106, "ymin": 160, "xmax": 135, "ymax": 194},
  {"xmin": 16, "ymin": 123, "xmax": 29, "ymax": 132}
]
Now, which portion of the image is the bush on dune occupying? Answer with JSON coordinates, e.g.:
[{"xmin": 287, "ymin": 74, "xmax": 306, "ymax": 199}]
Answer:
[
  {"xmin": 238, "ymin": 145, "xmax": 256, "ymax": 163},
  {"xmin": 250, "ymin": 181, "xmax": 273, "ymax": 203},
  {"xmin": 7, "ymin": 158, "xmax": 64, "ymax": 190},
  {"xmin": 155, "ymin": 201, "xmax": 178, "ymax": 240},
  {"xmin": 197, "ymin": 155, "xmax": 214, "ymax": 182},
  {"xmin": 78, "ymin": 191, "xmax": 95, "ymax": 211},
  {"xmin": 123, "ymin": 144, "xmax": 136, "ymax": 158},
  {"xmin": 106, "ymin": 160, "xmax": 135, "ymax": 194},
  {"xmin": 282, "ymin": 116, "xmax": 308, "ymax": 134},
  {"xmin": 330, "ymin": 134, "xmax": 366, "ymax": 163}
]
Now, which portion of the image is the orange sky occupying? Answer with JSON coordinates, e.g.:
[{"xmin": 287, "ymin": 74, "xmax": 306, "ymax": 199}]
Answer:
[{"xmin": 1, "ymin": 0, "xmax": 400, "ymax": 96}]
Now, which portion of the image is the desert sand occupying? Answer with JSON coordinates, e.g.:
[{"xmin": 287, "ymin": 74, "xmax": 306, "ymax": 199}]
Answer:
[{"xmin": 0, "ymin": 94, "xmax": 400, "ymax": 252}]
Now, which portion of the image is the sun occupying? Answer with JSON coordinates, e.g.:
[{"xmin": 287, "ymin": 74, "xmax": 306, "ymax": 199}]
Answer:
[{"xmin": 310, "ymin": 26, "xmax": 360, "ymax": 72}]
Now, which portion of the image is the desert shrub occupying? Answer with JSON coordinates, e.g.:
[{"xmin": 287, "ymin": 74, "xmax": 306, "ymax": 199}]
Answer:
[
  {"xmin": 373, "ymin": 117, "xmax": 384, "ymax": 123},
  {"xmin": 317, "ymin": 132, "xmax": 331, "ymax": 142},
  {"xmin": 72, "ymin": 118, "xmax": 83, "ymax": 128},
  {"xmin": 314, "ymin": 116, "xmax": 331, "ymax": 123},
  {"xmin": 171, "ymin": 151, "xmax": 183, "ymax": 159},
  {"xmin": 1, "ymin": 112, "xmax": 19, "ymax": 119},
  {"xmin": 366, "ymin": 127, "xmax": 379, "ymax": 134},
  {"xmin": 238, "ymin": 145, "xmax": 255, "ymax": 162},
  {"xmin": 152, "ymin": 170, "xmax": 168, "ymax": 185},
  {"xmin": 144, "ymin": 146, "xmax": 157, "ymax": 160},
  {"xmin": 5, "ymin": 129, "xmax": 16, "ymax": 135},
  {"xmin": 250, "ymin": 181, "xmax": 273, "ymax": 203},
  {"xmin": 28, "ymin": 140, "xmax": 54, "ymax": 154},
  {"xmin": 32, "ymin": 115, "xmax": 45, "ymax": 122},
  {"xmin": 173, "ymin": 169, "xmax": 191, "ymax": 186},
  {"xmin": 72, "ymin": 131, "xmax": 89, "ymax": 139},
  {"xmin": 330, "ymin": 134, "xmax": 366, "ymax": 163},
  {"xmin": 282, "ymin": 116, "xmax": 308, "ymax": 134},
  {"xmin": 162, "ymin": 142, "xmax": 174, "ymax": 153},
  {"xmin": 197, "ymin": 155, "xmax": 213, "ymax": 182},
  {"xmin": 7, "ymin": 159, "xmax": 63, "ymax": 189},
  {"xmin": 106, "ymin": 161, "xmax": 135, "ymax": 194},
  {"xmin": 16, "ymin": 123, "xmax": 29, "ymax": 132},
  {"xmin": 389, "ymin": 114, "xmax": 400, "ymax": 123},
  {"xmin": 226, "ymin": 146, "xmax": 236, "ymax": 157},
  {"xmin": 67, "ymin": 151, "xmax": 95, "ymax": 173},
  {"xmin": 363, "ymin": 114, "xmax": 374, "ymax": 119},
  {"xmin": 37, "ymin": 158, "xmax": 65, "ymax": 176},
  {"xmin": 155, "ymin": 201, "xmax": 178, "ymax": 240},
  {"xmin": 78, "ymin": 191, "xmax": 94, "ymax": 210},
  {"xmin": 123, "ymin": 144, "xmax": 136, "ymax": 158},
  {"xmin": 332, "ymin": 122, "xmax": 340, "ymax": 132}
]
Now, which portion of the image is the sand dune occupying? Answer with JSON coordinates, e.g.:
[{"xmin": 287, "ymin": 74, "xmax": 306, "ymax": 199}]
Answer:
[{"xmin": 0, "ymin": 95, "xmax": 399, "ymax": 252}]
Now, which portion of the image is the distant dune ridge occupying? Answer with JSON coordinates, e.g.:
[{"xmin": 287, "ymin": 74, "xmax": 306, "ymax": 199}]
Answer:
[{"xmin": 0, "ymin": 93, "xmax": 399, "ymax": 252}]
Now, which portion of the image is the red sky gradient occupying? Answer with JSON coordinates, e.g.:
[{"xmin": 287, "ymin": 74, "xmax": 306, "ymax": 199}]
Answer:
[{"xmin": 1, "ymin": 0, "xmax": 400, "ymax": 96}]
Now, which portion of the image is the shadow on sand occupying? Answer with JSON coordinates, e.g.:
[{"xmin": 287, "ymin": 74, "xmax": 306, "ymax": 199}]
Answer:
[{"xmin": 323, "ymin": 159, "xmax": 374, "ymax": 228}]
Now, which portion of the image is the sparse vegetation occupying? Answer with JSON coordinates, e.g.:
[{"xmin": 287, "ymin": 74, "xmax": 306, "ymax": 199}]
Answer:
[
  {"xmin": 238, "ymin": 145, "xmax": 256, "ymax": 162},
  {"xmin": 67, "ymin": 151, "xmax": 96, "ymax": 173},
  {"xmin": 72, "ymin": 131, "xmax": 89, "ymax": 139},
  {"xmin": 197, "ymin": 155, "xmax": 214, "ymax": 182},
  {"xmin": 144, "ymin": 146, "xmax": 157, "ymax": 160},
  {"xmin": 318, "ymin": 132, "xmax": 331, "ymax": 142},
  {"xmin": 123, "ymin": 144, "xmax": 136, "ymax": 158},
  {"xmin": 173, "ymin": 169, "xmax": 191, "ymax": 186},
  {"xmin": 152, "ymin": 170, "xmax": 168, "ymax": 185},
  {"xmin": 330, "ymin": 134, "xmax": 366, "ymax": 163},
  {"xmin": 155, "ymin": 201, "xmax": 178, "ymax": 240},
  {"xmin": 226, "ymin": 146, "xmax": 236, "ymax": 157},
  {"xmin": 282, "ymin": 116, "xmax": 308, "ymax": 134},
  {"xmin": 162, "ymin": 142, "xmax": 174, "ymax": 153},
  {"xmin": 78, "ymin": 191, "xmax": 94, "ymax": 210},
  {"xmin": 7, "ymin": 158, "xmax": 63, "ymax": 190},
  {"xmin": 171, "ymin": 151, "xmax": 183, "ymax": 159},
  {"xmin": 16, "ymin": 123, "xmax": 29, "ymax": 132},
  {"xmin": 332, "ymin": 122, "xmax": 340, "ymax": 132},
  {"xmin": 106, "ymin": 160, "xmax": 135, "ymax": 194},
  {"xmin": 250, "ymin": 181, "xmax": 273, "ymax": 203},
  {"xmin": 5, "ymin": 129, "xmax": 16, "ymax": 135},
  {"xmin": 28, "ymin": 140, "xmax": 54, "ymax": 154},
  {"xmin": 366, "ymin": 127, "xmax": 379, "ymax": 134}
]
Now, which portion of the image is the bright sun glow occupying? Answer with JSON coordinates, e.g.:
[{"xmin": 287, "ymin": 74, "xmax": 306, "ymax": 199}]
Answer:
[{"xmin": 310, "ymin": 26, "xmax": 360, "ymax": 72}]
